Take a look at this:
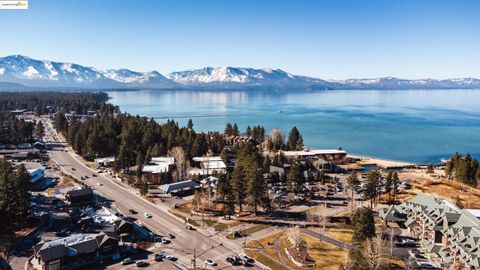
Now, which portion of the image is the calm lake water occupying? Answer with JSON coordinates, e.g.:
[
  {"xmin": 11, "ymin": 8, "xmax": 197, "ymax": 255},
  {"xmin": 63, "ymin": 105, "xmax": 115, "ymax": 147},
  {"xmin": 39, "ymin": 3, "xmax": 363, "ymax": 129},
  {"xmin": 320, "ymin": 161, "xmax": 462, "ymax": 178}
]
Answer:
[{"xmin": 107, "ymin": 89, "xmax": 480, "ymax": 163}]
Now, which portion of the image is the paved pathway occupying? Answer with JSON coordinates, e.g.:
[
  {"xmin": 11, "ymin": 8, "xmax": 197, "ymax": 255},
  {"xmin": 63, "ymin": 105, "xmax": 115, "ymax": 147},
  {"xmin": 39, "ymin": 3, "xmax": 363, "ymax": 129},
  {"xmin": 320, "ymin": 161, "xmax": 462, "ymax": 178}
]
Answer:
[{"xmin": 300, "ymin": 228, "xmax": 352, "ymax": 250}]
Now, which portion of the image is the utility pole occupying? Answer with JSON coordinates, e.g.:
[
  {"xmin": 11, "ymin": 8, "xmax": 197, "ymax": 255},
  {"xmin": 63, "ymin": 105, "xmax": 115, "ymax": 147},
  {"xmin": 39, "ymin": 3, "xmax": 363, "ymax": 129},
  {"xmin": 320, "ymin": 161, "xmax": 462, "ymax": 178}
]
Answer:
[{"xmin": 192, "ymin": 248, "xmax": 196, "ymax": 270}]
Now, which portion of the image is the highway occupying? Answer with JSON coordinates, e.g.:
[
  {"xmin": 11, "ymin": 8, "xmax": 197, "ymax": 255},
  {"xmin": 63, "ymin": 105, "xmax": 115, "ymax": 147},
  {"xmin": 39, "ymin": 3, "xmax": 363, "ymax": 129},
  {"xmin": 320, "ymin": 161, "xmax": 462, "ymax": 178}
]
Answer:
[{"xmin": 42, "ymin": 118, "xmax": 262, "ymax": 270}]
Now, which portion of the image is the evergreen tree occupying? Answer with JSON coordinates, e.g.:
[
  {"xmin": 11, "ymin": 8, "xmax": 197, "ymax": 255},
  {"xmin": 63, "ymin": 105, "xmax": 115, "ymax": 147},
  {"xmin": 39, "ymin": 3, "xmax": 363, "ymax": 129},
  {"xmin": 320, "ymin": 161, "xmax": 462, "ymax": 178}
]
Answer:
[
  {"xmin": 346, "ymin": 172, "xmax": 360, "ymax": 206},
  {"xmin": 287, "ymin": 126, "xmax": 304, "ymax": 150},
  {"xmin": 364, "ymin": 170, "xmax": 381, "ymax": 208},
  {"xmin": 231, "ymin": 164, "xmax": 246, "ymax": 212},
  {"xmin": 392, "ymin": 172, "xmax": 399, "ymax": 203},
  {"xmin": 385, "ymin": 172, "xmax": 393, "ymax": 203},
  {"xmin": 224, "ymin": 123, "xmax": 233, "ymax": 136},
  {"xmin": 352, "ymin": 207, "xmax": 376, "ymax": 243},
  {"xmin": 287, "ymin": 163, "xmax": 305, "ymax": 194},
  {"xmin": 245, "ymin": 126, "xmax": 252, "ymax": 137},
  {"xmin": 246, "ymin": 162, "xmax": 266, "ymax": 215},
  {"xmin": 233, "ymin": 123, "xmax": 239, "ymax": 136},
  {"xmin": 187, "ymin": 118, "xmax": 194, "ymax": 129}
]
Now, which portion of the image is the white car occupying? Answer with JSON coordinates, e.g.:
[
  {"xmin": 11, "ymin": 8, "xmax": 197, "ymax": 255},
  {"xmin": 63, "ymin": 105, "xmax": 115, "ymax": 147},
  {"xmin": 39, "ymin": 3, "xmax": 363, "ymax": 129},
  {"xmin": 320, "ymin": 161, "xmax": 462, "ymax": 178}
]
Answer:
[
  {"xmin": 165, "ymin": 255, "xmax": 177, "ymax": 261},
  {"xmin": 161, "ymin": 237, "xmax": 171, "ymax": 244},
  {"xmin": 205, "ymin": 259, "xmax": 217, "ymax": 266},
  {"xmin": 97, "ymin": 182, "xmax": 103, "ymax": 186},
  {"xmin": 144, "ymin": 213, "xmax": 152, "ymax": 218}
]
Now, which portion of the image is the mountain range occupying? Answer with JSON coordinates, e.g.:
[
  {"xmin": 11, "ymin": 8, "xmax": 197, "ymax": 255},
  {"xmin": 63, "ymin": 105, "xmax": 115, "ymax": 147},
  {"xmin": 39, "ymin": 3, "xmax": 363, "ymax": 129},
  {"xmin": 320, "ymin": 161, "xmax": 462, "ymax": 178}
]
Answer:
[{"xmin": 0, "ymin": 55, "xmax": 479, "ymax": 90}]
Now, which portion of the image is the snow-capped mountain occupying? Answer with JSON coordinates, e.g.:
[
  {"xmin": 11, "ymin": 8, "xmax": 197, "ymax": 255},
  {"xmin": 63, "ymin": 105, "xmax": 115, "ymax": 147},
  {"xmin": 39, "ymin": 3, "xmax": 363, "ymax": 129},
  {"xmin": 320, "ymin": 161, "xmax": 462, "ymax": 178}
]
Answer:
[
  {"xmin": 0, "ymin": 55, "xmax": 479, "ymax": 90},
  {"xmin": 100, "ymin": 69, "xmax": 173, "ymax": 88},
  {"xmin": 0, "ymin": 55, "xmax": 175, "ymax": 89},
  {"xmin": 168, "ymin": 67, "xmax": 295, "ymax": 84},
  {"xmin": 328, "ymin": 77, "xmax": 480, "ymax": 90},
  {"xmin": 167, "ymin": 66, "xmax": 329, "ymax": 89}
]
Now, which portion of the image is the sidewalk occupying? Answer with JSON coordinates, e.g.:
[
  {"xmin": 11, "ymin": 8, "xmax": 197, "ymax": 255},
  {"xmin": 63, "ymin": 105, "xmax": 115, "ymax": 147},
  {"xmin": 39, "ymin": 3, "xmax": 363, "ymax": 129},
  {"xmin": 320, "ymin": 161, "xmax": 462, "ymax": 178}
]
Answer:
[{"xmin": 300, "ymin": 228, "xmax": 352, "ymax": 250}]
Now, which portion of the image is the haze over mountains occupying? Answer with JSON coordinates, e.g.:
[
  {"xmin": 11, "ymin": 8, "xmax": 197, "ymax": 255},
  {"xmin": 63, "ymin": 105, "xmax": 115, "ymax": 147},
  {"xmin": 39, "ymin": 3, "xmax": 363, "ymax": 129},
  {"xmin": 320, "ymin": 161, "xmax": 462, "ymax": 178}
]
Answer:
[{"xmin": 0, "ymin": 55, "xmax": 479, "ymax": 90}]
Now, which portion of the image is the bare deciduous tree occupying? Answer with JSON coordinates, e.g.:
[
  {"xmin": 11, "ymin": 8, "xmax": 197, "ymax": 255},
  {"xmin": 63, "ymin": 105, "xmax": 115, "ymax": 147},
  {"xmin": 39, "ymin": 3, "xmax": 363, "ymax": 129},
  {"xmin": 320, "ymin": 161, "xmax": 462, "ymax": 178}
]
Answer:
[{"xmin": 169, "ymin": 146, "xmax": 187, "ymax": 181}]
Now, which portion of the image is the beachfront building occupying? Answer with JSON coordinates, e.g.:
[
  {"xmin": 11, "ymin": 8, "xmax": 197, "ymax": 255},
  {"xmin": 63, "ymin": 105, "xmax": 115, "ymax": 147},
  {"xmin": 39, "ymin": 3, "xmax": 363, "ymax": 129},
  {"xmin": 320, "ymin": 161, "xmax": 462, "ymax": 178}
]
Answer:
[
  {"xmin": 380, "ymin": 193, "xmax": 480, "ymax": 269},
  {"xmin": 280, "ymin": 149, "xmax": 347, "ymax": 161},
  {"xmin": 142, "ymin": 157, "xmax": 175, "ymax": 184},
  {"xmin": 189, "ymin": 156, "xmax": 226, "ymax": 176}
]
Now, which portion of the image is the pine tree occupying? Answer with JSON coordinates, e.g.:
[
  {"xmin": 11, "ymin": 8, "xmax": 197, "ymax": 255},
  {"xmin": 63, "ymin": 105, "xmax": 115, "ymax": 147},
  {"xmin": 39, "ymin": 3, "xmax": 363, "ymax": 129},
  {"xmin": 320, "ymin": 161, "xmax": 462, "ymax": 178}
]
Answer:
[
  {"xmin": 245, "ymin": 126, "xmax": 252, "ymax": 137},
  {"xmin": 233, "ymin": 123, "xmax": 239, "ymax": 136},
  {"xmin": 232, "ymin": 164, "xmax": 246, "ymax": 212},
  {"xmin": 287, "ymin": 163, "xmax": 305, "ymax": 194},
  {"xmin": 187, "ymin": 118, "xmax": 194, "ymax": 130},
  {"xmin": 346, "ymin": 172, "xmax": 360, "ymax": 206},
  {"xmin": 392, "ymin": 172, "xmax": 399, "ymax": 203},
  {"xmin": 385, "ymin": 172, "xmax": 393, "ymax": 203},
  {"xmin": 224, "ymin": 123, "xmax": 233, "ymax": 136},
  {"xmin": 364, "ymin": 170, "xmax": 381, "ymax": 208},
  {"xmin": 287, "ymin": 126, "xmax": 303, "ymax": 150},
  {"xmin": 352, "ymin": 207, "xmax": 376, "ymax": 243},
  {"xmin": 246, "ymin": 162, "xmax": 266, "ymax": 215}
]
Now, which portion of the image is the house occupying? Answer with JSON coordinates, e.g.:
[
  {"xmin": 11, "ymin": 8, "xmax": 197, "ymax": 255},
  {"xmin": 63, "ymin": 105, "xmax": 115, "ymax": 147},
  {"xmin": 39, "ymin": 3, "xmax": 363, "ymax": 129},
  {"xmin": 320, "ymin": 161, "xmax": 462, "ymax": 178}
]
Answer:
[
  {"xmin": 65, "ymin": 188, "xmax": 93, "ymax": 205},
  {"xmin": 380, "ymin": 194, "xmax": 480, "ymax": 269},
  {"xmin": 32, "ymin": 231, "xmax": 120, "ymax": 270},
  {"xmin": 94, "ymin": 157, "xmax": 115, "ymax": 167},
  {"xmin": 159, "ymin": 180, "xmax": 199, "ymax": 194},
  {"xmin": 189, "ymin": 156, "xmax": 226, "ymax": 176},
  {"xmin": 142, "ymin": 157, "xmax": 175, "ymax": 184}
]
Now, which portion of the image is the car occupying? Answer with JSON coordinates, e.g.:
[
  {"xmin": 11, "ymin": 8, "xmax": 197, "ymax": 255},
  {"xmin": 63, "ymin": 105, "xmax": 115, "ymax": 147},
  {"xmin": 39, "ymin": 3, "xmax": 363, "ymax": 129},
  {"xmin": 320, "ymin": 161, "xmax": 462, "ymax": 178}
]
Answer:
[
  {"xmin": 168, "ymin": 233, "xmax": 175, "ymax": 239},
  {"xmin": 186, "ymin": 224, "xmax": 194, "ymax": 230},
  {"xmin": 129, "ymin": 209, "xmax": 137, "ymax": 214},
  {"xmin": 97, "ymin": 182, "xmax": 103, "ymax": 186},
  {"xmin": 144, "ymin": 213, "xmax": 152, "ymax": 218},
  {"xmin": 205, "ymin": 259, "xmax": 217, "ymax": 266},
  {"xmin": 161, "ymin": 237, "xmax": 171, "ymax": 244},
  {"xmin": 226, "ymin": 256, "xmax": 236, "ymax": 265},
  {"xmin": 92, "ymin": 173, "xmax": 97, "ymax": 177},
  {"xmin": 239, "ymin": 254, "xmax": 254, "ymax": 264},
  {"xmin": 165, "ymin": 255, "xmax": 177, "ymax": 261},
  {"xmin": 135, "ymin": 261, "xmax": 148, "ymax": 267},
  {"xmin": 154, "ymin": 253, "xmax": 165, "ymax": 262},
  {"xmin": 121, "ymin": 258, "xmax": 134, "ymax": 265}
]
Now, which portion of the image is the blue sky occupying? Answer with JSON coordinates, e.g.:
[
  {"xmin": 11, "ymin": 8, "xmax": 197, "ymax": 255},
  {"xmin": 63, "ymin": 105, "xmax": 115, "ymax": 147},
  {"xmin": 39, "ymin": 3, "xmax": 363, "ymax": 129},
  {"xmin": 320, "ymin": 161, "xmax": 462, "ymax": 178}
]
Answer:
[{"xmin": 1, "ymin": 0, "xmax": 479, "ymax": 79}]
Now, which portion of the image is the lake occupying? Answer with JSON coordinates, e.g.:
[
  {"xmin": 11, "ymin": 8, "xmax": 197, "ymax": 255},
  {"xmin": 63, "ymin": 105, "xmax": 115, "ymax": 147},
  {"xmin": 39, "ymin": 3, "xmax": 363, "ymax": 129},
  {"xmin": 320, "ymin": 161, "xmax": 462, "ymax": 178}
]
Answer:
[{"xmin": 106, "ymin": 89, "xmax": 480, "ymax": 163}]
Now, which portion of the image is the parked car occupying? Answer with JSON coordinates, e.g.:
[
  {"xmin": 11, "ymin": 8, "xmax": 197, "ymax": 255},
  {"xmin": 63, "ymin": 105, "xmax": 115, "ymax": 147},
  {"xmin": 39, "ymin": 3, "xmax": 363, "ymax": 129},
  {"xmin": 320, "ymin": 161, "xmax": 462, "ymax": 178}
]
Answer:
[
  {"xmin": 165, "ymin": 255, "xmax": 177, "ymax": 261},
  {"xmin": 121, "ymin": 258, "xmax": 134, "ymax": 265},
  {"xmin": 205, "ymin": 259, "xmax": 217, "ymax": 266},
  {"xmin": 136, "ymin": 261, "xmax": 148, "ymax": 267},
  {"xmin": 168, "ymin": 233, "xmax": 175, "ymax": 239},
  {"xmin": 186, "ymin": 224, "xmax": 194, "ymax": 230},
  {"xmin": 129, "ymin": 209, "xmax": 137, "ymax": 214},
  {"xmin": 161, "ymin": 237, "xmax": 171, "ymax": 244},
  {"xmin": 239, "ymin": 254, "xmax": 254, "ymax": 264},
  {"xmin": 144, "ymin": 213, "xmax": 152, "ymax": 218},
  {"xmin": 226, "ymin": 256, "xmax": 236, "ymax": 265},
  {"xmin": 154, "ymin": 253, "xmax": 165, "ymax": 262}
]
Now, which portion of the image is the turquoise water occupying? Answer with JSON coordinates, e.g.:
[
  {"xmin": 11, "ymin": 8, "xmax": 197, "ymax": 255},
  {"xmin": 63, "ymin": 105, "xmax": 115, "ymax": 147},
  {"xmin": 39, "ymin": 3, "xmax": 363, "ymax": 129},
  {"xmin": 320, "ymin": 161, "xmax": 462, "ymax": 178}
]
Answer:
[{"xmin": 106, "ymin": 89, "xmax": 480, "ymax": 163}]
